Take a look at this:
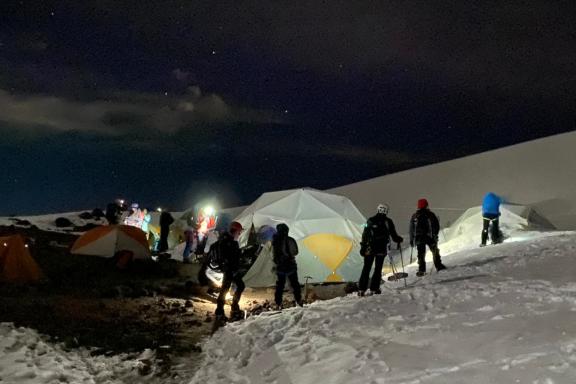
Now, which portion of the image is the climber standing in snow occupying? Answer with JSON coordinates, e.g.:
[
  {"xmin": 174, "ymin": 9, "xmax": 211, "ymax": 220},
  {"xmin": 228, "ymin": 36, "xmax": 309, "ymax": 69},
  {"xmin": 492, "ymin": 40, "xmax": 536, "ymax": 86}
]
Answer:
[
  {"xmin": 409, "ymin": 199, "xmax": 446, "ymax": 276},
  {"xmin": 272, "ymin": 223, "xmax": 303, "ymax": 308},
  {"xmin": 213, "ymin": 221, "xmax": 246, "ymax": 321},
  {"xmin": 358, "ymin": 204, "xmax": 403, "ymax": 296},
  {"xmin": 481, "ymin": 192, "xmax": 503, "ymax": 246}
]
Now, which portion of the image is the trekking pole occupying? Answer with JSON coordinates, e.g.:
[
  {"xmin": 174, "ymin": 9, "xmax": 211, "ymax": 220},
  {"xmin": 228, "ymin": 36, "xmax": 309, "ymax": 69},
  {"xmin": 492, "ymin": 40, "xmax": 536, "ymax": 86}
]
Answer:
[
  {"xmin": 388, "ymin": 252, "xmax": 400, "ymax": 283},
  {"xmin": 398, "ymin": 245, "xmax": 407, "ymax": 288},
  {"xmin": 410, "ymin": 246, "xmax": 414, "ymax": 264}
]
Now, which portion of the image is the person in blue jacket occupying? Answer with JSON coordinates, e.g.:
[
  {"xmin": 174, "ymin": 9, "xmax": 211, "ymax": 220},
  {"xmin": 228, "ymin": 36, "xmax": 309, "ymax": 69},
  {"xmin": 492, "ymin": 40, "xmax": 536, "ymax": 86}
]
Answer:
[{"xmin": 481, "ymin": 192, "xmax": 502, "ymax": 246}]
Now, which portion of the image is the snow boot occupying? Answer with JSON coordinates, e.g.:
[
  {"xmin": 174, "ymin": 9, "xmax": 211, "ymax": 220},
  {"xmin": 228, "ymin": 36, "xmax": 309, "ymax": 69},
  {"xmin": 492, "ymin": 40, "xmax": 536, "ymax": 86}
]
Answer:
[
  {"xmin": 358, "ymin": 290, "xmax": 366, "ymax": 297},
  {"xmin": 436, "ymin": 264, "xmax": 447, "ymax": 272},
  {"xmin": 416, "ymin": 271, "xmax": 426, "ymax": 277},
  {"xmin": 372, "ymin": 289, "xmax": 382, "ymax": 295}
]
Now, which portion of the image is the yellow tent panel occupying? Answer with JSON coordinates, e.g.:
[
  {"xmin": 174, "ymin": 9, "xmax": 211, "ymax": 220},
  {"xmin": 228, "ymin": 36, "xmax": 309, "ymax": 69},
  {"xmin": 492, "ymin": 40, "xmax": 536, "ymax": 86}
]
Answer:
[{"xmin": 303, "ymin": 233, "xmax": 353, "ymax": 282}]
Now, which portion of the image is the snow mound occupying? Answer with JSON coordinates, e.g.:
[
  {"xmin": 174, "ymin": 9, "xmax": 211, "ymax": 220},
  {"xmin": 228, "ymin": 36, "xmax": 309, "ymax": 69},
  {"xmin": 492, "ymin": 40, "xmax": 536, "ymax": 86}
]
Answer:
[
  {"xmin": 191, "ymin": 232, "xmax": 576, "ymax": 384},
  {"xmin": 438, "ymin": 204, "xmax": 555, "ymax": 256},
  {"xmin": 0, "ymin": 323, "xmax": 156, "ymax": 383}
]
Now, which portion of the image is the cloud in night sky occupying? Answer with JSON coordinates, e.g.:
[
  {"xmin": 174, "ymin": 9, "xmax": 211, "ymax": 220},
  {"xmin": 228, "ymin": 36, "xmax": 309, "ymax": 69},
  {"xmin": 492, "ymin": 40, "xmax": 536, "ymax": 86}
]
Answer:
[{"xmin": 0, "ymin": 86, "xmax": 279, "ymax": 135}]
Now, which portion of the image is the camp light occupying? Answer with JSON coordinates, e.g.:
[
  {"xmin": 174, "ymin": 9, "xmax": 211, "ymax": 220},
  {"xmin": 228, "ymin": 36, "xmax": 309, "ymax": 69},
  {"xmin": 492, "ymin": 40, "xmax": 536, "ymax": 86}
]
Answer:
[
  {"xmin": 204, "ymin": 206, "xmax": 215, "ymax": 216},
  {"xmin": 3, "ymin": 243, "xmax": 6, "ymax": 247},
  {"xmin": 156, "ymin": 207, "xmax": 162, "ymax": 212}
]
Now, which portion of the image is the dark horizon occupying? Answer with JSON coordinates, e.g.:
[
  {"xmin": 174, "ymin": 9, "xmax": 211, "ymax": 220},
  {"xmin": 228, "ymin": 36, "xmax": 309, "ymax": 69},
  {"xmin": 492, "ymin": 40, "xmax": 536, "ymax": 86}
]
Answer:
[{"xmin": 2, "ymin": 1, "xmax": 575, "ymax": 215}]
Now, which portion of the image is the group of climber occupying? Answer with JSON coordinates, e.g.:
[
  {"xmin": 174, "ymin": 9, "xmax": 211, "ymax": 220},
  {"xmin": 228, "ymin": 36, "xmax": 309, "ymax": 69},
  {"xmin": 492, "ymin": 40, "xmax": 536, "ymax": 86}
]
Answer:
[
  {"xmin": 359, "ymin": 192, "xmax": 503, "ymax": 296},
  {"xmin": 202, "ymin": 192, "xmax": 503, "ymax": 319},
  {"xmin": 202, "ymin": 220, "xmax": 302, "ymax": 321},
  {"xmin": 358, "ymin": 199, "xmax": 446, "ymax": 296}
]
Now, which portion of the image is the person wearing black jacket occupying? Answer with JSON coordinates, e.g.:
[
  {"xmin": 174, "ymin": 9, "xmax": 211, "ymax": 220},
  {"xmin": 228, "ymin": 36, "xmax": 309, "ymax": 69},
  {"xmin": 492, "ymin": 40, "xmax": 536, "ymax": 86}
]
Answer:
[
  {"xmin": 409, "ymin": 199, "xmax": 447, "ymax": 276},
  {"xmin": 358, "ymin": 204, "xmax": 403, "ymax": 295},
  {"xmin": 158, "ymin": 210, "xmax": 174, "ymax": 252},
  {"xmin": 214, "ymin": 221, "xmax": 246, "ymax": 320},
  {"xmin": 272, "ymin": 223, "xmax": 302, "ymax": 308}
]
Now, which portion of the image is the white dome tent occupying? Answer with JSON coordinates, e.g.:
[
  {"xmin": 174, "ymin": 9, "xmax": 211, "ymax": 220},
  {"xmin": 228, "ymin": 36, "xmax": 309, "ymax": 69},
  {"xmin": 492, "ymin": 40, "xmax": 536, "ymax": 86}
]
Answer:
[{"xmin": 235, "ymin": 188, "xmax": 366, "ymax": 287}]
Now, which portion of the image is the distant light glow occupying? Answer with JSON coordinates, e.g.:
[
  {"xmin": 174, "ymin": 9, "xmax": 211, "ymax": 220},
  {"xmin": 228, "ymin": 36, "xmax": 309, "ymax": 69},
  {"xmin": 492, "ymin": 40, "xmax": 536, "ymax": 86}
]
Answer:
[
  {"xmin": 204, "ymin": 206, "xmax": 215, "ymax": 216},
  {"xmin": 156, "ymin": 207, "xmax": 162, "ymax": 212}
]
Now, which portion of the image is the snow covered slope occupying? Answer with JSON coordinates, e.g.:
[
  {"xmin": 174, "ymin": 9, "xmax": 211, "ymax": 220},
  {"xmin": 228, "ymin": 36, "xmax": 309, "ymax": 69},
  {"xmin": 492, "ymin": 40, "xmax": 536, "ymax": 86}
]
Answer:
[
  {"xmin": 192, "ymin": 231, "xmax": 576, "ymax": 384},
  {"xmin": 328, "ymin": 130, "xmax": 576, "ymax": 231},
  {"xmin": 0, "ymin": 323, "xmax": 156, "ymax": 383},
  {"xmin": 0, "ymin": 211, "xmax": 105, "ymax": 233}
]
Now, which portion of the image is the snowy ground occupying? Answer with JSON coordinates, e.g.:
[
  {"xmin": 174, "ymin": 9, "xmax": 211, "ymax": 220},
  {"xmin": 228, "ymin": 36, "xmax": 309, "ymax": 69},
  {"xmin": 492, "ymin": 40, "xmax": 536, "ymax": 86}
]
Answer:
[
  {"xmin": 3, "ymin": 227, "xmax": 576, "ymax": 383},
  {"xmin": 191, "ymin": 231, "xmax": 576, "ymax": 384},
  {"xmin": 0, "ymin": 211, "xmax": 106, "ymax": 234}
]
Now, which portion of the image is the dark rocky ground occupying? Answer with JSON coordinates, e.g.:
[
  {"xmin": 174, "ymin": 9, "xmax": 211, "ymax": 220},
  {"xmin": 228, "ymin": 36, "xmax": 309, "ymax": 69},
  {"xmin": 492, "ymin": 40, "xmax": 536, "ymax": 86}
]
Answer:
[{"xmin": 0, "ymin": 223, "xmax": 350, "ymax": 378}]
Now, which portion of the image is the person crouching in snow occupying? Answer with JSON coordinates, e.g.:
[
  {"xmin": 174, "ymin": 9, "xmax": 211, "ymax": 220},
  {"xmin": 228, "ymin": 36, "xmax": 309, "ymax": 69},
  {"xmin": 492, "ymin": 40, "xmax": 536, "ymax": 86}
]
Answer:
[
  {"xmin": 358, "ymin": 204, "xmax": 403, "ymax": 296},
  {"xmin": 272, "ymin": 223, "xmax": 303, "ymax": 308},
  {"xmin": 409, "ymin": 199, "xmax": 446, "ymax": 276},
  {"xmin": 481, "ymin": 192, "xmax": 503, "ymax": 246}
]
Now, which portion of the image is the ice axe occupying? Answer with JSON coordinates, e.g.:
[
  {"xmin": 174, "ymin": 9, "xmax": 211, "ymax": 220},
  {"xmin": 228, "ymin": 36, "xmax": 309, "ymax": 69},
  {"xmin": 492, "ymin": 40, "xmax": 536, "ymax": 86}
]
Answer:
[{"xmin": 304, "ymin": 275, "xmax": 313, "ymax": 303}]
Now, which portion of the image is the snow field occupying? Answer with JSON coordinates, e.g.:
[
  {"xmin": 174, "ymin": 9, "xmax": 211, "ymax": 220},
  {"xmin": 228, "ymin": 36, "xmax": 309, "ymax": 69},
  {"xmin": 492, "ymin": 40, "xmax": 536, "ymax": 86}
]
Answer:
[{"xmin": 191, "ymin": 233, "xmax": 576, "ymax": 384}]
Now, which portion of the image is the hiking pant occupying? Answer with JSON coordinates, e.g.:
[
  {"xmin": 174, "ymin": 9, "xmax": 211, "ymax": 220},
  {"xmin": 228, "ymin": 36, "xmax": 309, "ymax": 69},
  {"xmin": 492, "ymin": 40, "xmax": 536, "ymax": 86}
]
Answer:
[
  {"xmin": 158, "ymin": 228, "xmax": 169, "ymax": 252},
  {"xmin": 182, "ymin": 241, "xmax": 192, "ymax": 261},
  {"xmin": 275, "ymin": 270, "xmax": 302, "ymax": 306},
  {"xmin": 215, "ymin": 271, "xmax": 245, "ymax": 316},
  {"xmin": 358, "ymin": 253, "xmax": 386, "ymax": 292},
  {"xmin": 481, "ymin": 214, "xmax": 500, "ymax": 245},
  {"xmin": 416, "ymin": 237, "xmax": 443, "ymax": 273}
]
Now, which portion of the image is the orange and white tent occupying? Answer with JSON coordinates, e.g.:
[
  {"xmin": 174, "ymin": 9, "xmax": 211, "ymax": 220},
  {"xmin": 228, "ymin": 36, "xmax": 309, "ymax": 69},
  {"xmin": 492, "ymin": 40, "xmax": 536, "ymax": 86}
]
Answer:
[
  {"xmin": 71, "ymin": 225, "xmax": 151, "ymax": 259},
  {"xmin": 0, "ymin": 234, "xmax": 43, "ymax": 283}
]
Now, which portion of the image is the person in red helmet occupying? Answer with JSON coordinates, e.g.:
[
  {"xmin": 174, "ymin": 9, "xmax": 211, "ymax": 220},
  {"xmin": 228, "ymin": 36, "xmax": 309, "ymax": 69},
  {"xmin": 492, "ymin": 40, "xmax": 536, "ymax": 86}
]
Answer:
[
  {"xmin": 409, "ymin": 199, "xmax": 447, "ymax": 276},
  {"xmin": 211, "ymin": 221, "xmax": 246, "ymax": 320}
]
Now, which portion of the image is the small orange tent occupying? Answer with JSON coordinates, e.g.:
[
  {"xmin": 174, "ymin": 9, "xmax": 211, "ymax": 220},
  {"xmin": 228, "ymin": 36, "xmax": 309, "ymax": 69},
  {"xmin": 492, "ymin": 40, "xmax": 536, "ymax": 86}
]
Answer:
[
  {"xmin": 71, "ymin": 225, "xmax": 151, "ymax": 259},
  {"xmin": 0, "ymin": 235, "xmax": 43, "ymax": 283}
]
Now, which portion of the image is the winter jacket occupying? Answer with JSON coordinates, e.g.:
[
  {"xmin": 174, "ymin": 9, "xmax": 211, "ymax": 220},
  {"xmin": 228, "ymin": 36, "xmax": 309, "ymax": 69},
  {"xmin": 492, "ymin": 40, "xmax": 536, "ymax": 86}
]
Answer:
[
  {"xmin": 272, "ymin": 224, "xmax": 299, "ymax": 273},
  {"xmin": 482, "ymin": 192, "xmax": 501, "ymax": 216},
  {"xmin": 141, "ymin": 213, "xmax": 151, "ymax": 233},
  {"xmin": 360, "ymin": 213, "xmax": 403, "ymax": 255},
  {"xmin": 409, "ymin": 208, "xmax": 440, "ymax": 245},
  {"xmin": 159, "ymin": 211, "xmax": 174, "ymax": 228},
  {"xmin": 210, "ymin": 232, "xmax": 242, "ymax": 273}
]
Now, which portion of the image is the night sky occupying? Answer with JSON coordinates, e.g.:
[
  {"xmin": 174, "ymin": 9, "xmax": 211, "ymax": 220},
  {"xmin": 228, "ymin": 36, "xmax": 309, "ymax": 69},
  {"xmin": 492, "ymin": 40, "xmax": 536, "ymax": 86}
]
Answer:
[{"xmin": 1, "ymin": 1, "xmax": 575, "ymax": 215}]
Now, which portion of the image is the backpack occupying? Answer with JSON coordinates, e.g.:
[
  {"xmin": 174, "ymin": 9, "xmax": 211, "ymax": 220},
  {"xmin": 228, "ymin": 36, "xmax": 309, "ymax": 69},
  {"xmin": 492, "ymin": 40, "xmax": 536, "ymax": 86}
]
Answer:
[
  {"xmin": 206, "ymin": 240, "xmax": 227, "ymax": 272},
  {"xmin": 274, "ymin": 236, "xmax": 298, "ymax": 266},
  {"xmin": 412, "ymin": 210, "xmax": 433, "ymax": 238}
]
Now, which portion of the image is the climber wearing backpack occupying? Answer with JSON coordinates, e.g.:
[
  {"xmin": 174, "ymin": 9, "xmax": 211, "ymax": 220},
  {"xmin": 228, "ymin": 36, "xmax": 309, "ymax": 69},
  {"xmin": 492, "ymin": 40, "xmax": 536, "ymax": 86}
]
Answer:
[
  {"xmin": 358, "ymin": 204, "xmax": 403, "ymax": 296},
  {"xmin": 409, "ymin": 199, "xmax": 447, "ymax": 276},
  {"xmin": 211, "ymin": 221, "xmax": 246, "ymax": 321},
  {"xmin": 272, "ymin": 223, "xmax": 303, "ymax": 308}
]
